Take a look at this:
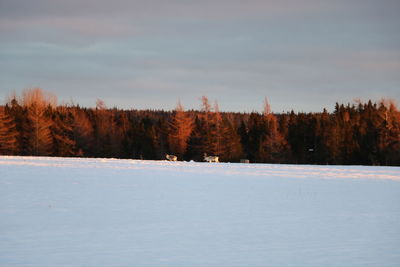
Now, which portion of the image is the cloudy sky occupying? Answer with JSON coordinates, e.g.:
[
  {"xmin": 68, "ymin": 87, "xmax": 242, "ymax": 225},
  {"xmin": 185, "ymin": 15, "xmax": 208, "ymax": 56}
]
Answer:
[{"xmin": 0, "ymin": 0, "xmax": 399, "ymax": 112}]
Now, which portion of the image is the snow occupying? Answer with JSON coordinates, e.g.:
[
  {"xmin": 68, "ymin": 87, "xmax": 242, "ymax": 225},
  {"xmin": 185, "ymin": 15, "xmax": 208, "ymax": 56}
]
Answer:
[{"xmin": 1, "ymin": 156, "xmax": 400, "ymax": 267}]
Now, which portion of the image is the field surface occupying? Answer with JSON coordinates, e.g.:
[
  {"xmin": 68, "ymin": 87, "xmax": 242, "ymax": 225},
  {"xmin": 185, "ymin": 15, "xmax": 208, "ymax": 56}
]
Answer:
[{"xmin": 1, "ymin": 156, "xmax": 400, "ymax": 266}]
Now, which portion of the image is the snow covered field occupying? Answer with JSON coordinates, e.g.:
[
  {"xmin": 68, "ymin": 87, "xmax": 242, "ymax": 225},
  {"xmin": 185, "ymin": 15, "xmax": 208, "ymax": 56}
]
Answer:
[{"xmin": 1, "ymin": 156, "xmax": 400, "ymax": 267}]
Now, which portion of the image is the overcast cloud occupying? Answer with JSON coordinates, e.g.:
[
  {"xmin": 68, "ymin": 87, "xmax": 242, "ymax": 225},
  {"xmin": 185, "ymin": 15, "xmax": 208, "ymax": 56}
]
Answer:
[{"xmin": 0, "ymin": 0, "xmax": 399, "ymax": 112}]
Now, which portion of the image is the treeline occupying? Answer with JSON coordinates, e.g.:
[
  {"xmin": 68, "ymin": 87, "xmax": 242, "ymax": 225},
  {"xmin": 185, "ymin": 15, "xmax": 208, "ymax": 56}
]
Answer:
[{"xmin": 0, "ymin": 88, "xmax": 399, "ymax": 166}]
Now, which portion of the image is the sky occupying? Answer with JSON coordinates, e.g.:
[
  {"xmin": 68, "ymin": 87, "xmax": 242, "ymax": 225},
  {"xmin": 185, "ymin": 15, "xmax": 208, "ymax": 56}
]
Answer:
[{"xmin": 0, "ymin": 0, "xmax": 399, "ymax": 112}]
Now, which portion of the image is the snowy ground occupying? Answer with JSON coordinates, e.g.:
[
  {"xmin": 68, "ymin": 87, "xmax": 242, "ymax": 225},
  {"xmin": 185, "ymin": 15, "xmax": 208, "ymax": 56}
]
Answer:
[{"xmin": 1, "ymin": 156, "xmax": 399, "ymax": 267}]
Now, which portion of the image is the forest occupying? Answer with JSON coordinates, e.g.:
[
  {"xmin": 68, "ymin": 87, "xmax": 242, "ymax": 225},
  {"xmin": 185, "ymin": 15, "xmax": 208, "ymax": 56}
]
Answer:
[{"xmin": 0, "ymin": 88, "xmax": 399, "ymax": 166}]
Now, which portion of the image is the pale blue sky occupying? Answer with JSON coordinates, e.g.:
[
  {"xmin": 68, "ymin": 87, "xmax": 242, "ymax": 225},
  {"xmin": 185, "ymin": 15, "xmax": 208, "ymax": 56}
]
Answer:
[{"xmin": 0, "ymin": 0, "xmax": 399, "ymax": 112}]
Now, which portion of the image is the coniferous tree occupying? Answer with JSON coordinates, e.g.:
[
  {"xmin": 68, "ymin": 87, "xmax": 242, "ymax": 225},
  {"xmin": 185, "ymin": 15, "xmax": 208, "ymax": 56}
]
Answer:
[
  {"xmin": 186, "ymin": 115, "xmax": 204, "ymax": 161},
  {"xmin": 116, "ymin": 111, "xmax": 134, "ymax": 158},
  {"xmin": 1, "ymin": 88, "xmax": 399, "ymax": 166},
  {"xmin": 219, "ymin": 117, "xmax": 243, "ymax": 162},
  {"xmin": 5, "ymin": 96, "xmax": 25, "ymax": 154},
  {"xmin": 259, "ymin": 98, "xmax": 288, "ymax": 163},
  {"xmin": 313, "ymin": 109, "xmax": 331, "ymax": 164},
  {"xmin": 23, "ymin": 88, "xmax": 54, "ymax": 156},
  {"xmin": 238, "ymin": 119, "xmax": 249, "ymax": 159},
  {"xmin": 376, "ymin": 99, "xmax": 400, "ymax": 165},
  {"xmin": 93, "ymin": 100, "xmax": 120, "ymax": 157},
  {"xmin": 199, "ymin": 96, "xmax": 214, "ymax": 155},
  {"xmin": 71, "ymin": 108, "xmax": 95, "ymax": 156},
  {"xmin": 0, "ymin": 106, "xmax": 18, "ymax": 155},
  {"xmin": 51, "ymin": 107, "xmax": 76, "ymax": 156},
  {"xmin": 137, "ymin": 117, "xmax": 159, "ymax": 159},
  {"xmin": 246, "ymin": 113, "xmax": 263, "ymax": 162},
  {"xmin": 359, "ymin": 101, "xmax": 381, "ymax": 165},
  {"xmin": 167, "ymin": 101, "xmax": 193, "ymax": 159},
  {"xmin": 211, "ymin": 101, "xmax": 224, "ymax": 157},
  {"xmin": 156, "ymin": 117, "xmax": 169, "ymax": 159}
]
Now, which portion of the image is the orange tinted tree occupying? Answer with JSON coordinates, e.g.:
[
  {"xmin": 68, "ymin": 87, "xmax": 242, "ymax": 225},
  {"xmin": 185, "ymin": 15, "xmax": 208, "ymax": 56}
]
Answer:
[
  {"xmin": 23, "ymin": 88, "xmax": 55, "ymax": 156},
  {"xmin": 167, "ymin": 101, "xmax": 193, "ymax": 159},
  {"xmin": 0, "ymin": 106, "xmax": 18, "ymax": 155}
]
